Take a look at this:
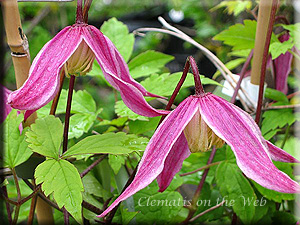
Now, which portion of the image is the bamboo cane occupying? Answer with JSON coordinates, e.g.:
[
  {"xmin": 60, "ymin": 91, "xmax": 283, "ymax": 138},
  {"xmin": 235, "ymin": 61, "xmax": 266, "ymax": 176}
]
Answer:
[
  {"xmin": 1, "ymin": 0, "xmax": 54, "ymax": 224},
  {"xmin": 250, "ymin": 0, "xmax": 273, "ymax": 85}
]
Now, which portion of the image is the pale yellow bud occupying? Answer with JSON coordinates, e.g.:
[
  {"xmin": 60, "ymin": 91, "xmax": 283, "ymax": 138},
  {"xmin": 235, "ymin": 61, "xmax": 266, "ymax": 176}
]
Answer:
[
  {"xmin": 183, "ymin": 111, "xmax": 224, "ymax": 153},
  {"xmin": 64, "ymin": 41, "xmax": 95, "ymax": 77}
]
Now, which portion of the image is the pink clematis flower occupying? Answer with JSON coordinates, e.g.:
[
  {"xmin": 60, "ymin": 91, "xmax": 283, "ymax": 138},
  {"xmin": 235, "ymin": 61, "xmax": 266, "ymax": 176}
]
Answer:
[
  {"xmin": 99, "ymin": 57, "xmax": 300, "ymax": 218},
  {"xmin": 8, "ymin": 1, "xmax": 168, "ymax": 119}
]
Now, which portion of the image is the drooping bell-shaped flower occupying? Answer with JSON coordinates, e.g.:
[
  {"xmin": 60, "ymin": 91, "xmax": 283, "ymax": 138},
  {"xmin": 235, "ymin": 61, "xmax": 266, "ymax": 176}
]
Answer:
[
  {"xmin": 98, "ymin": 56, "xmax": 300, "ymax": 218},
  {"xmin": 8, "ymin": 0, "xmax": 168, "ymax": 118}
]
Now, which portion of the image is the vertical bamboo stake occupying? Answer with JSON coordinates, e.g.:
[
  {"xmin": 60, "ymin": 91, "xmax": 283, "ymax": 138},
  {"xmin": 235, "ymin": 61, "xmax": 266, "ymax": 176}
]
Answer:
[
  {"xmin": 1, "ymin": 0, "xmax": 54, "ymax": 224},
  {"xmin": 250, "ymin": 0, "xmax": 274, "ymax": 85}
]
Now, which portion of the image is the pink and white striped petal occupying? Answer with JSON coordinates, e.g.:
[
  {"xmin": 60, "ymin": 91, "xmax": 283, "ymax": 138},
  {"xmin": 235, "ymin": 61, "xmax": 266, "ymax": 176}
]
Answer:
[
  {"xmin": 157, "ymin": 133, "xmax": 190, "ymax": 192},
  {"xmin": 266, "ymin": 140, "xmax": 299, "ymax": 163},
  {"xmin": 83, "ymin": 26, "xmax": 168, "ymax": 117},
  {"xmin": 199, "ymin": 93, "xmax": 300, "ymax": 193},
  {"xmin": 98, "ymin": 96, "xmax": 199, "ymax": 217},
  {"xmin": 8, "ymin": 26, "xmax": 83, "ymax": 111}
]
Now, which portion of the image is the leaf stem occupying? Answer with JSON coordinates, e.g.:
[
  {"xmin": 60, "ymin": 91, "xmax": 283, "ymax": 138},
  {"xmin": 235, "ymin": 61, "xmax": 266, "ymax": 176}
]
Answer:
[
  {"xmin": 63, "ymin": 207, "xmax": 69, "ymax": 225},
  {"xmin": 230, "ymin": 50, "xmax": 253, "ymax": 104},
  {"xmin": 189, "ymin": 200, "xmax": 225, "ymax": 222},
  {"xmin": 0, "ymin": 178, "xmax": 13, "ymax": 224},
  {"xmin": 63, "ymin": 75, "xmax": 76, "ymax": 153},
  {"xmin": 180, "ymin": 161, "xmax": 221, "ymax": 177},
  {"xmin": 280, "ymin": 125, "xmax": 290, "ymax": 149},
  {"xmin": 254, "ymin": 0, "xmax": 279, "ymax": 124},
  {"xmin": 27, "ymin": 194, "xmax": 37, "ymax": 225},
  {"xmin": 80, "ymin": 155, "xmax": 106, "ymax": 178}
]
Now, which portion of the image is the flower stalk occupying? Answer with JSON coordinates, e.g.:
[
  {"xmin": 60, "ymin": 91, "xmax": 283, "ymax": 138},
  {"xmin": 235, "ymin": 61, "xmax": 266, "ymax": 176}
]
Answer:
[{"xmin": 63, "ymin": 75, "xmax": 76, "ymax": 153}]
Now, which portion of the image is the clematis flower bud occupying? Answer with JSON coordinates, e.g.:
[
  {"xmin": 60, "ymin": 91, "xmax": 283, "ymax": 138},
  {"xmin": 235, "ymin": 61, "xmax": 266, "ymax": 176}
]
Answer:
[
  {"xmin": 183, "ymin": 111, "xmax": 224, "ymax": 153},
  {"xmin": 64, "ymin": 41, "xmax": 95, "ymax": 77}
]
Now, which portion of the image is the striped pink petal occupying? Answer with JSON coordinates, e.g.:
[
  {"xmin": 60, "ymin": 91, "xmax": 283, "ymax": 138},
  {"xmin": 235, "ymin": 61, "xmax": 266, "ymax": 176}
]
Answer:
[
  {"xmin": 266, "ymin": 140, "xmax": 299, "ymax": 163},
  {"xmin": 199, "ymin": 93, "xmax": 300, "ymax": 193},
  {"xmin": 8, "ymin": 26, "xmax": 83, "ymax": 111},
  {"xmin": 83, "ymin": 26, "xmax": 168, "ymax": 117},
  {"xmin": 157, "ymin": 133, "xmax": 190, "ymax": 192},
  {"xmin": 98, "ymin": 96, "xmax": 198, "ymax": 217}
]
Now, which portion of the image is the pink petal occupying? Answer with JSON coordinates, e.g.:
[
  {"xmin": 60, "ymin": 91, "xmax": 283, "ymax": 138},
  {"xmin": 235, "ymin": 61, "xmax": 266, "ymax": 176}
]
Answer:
[
  {"xmin": 98, "ymin": 96, "xmax": 199, "ymax": 217},
  {"xmin": 1, "ymin": 84, "xmax": 12, "ymax": 123},
  {"xmin": 274, "ymin": 33, "xmax": 293, "ymax": 94},
  {"xmin": 266, "ymin": 140, "xmax": 299, "ymax": 163},
  {"xmin": 83, "ymin": 26, "xmax": 168, "ymax": 117},
  {"xmin": 157, "ymin": 133, "xmax": 190, "ymax": 192},
  {"xmin": 199, "ymin": 93, "xmax": 300, "ymax": 193},
  {"xmin": 8, "ymin": 25, "xmax": 83, "ymax": 111}
]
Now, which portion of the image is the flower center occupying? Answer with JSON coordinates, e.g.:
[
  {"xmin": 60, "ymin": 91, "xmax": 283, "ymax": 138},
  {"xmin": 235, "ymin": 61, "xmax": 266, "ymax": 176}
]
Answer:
[
  {"xmin": 183, "ymin": 111, "xmax": 224, "ymax": 153},
  {"xmin": 64, "ymin": 41, "xmax": 95, "ymax": 77}
]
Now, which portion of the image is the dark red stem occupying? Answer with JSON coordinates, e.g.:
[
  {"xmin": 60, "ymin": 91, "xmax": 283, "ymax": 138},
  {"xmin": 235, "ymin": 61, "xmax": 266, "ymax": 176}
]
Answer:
[
  {"xmin": 255, "ymin": 0, "xmax": 278, "ymax": 124},
  {"xmin": 76, "ymin": 0, "xmax": 84, "ymax": 24},
  {"xmin": 80, "ymin": 155, "xmax": 106, "ymax": 178},
  {"xmin": 1, "ymin": 178, "xmax": 12, "ymax": 224},
  {"xmin": 230, "ymin": 50, "xmax": 253, "ymax": 104},
  {"xmin": 63, "ymin": 75, "xmax": 75, "ymax": 153},
  {"xmin": 83, "ymin": 0, "xmax": 93, "ymax": 23},
  {"xmin": 63, "ymin": 207, "xmax": 69, "ymax": 225},
  {"xmin": 188, "ymin": 56, "xmax": 205, "ymax": 96}
]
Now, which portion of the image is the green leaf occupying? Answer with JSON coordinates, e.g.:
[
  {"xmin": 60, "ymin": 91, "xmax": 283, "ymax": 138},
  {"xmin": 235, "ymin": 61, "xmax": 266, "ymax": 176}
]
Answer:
[
  {"xmin": 264, "ymin": 88, "xmax": 289, "ymax": 103},
  {"xmin": 261, "ymin": 107, "xmax": 295, "ymax": 136},
  {"xmin": 101, "ymin": 17, "xmax": 134, "ymax": 62},
  {"xmin": 108, "ymin": 155, "xmax": 126, "ymax": 174},
  {"xmin": 214, "ymin": 20, "xmax": 278, "ymax": 51},
  {"xmin": 213, "ymin": 57, "xmax": 246, "ymax": 78},
  {"xmin": 210, "ymin": 1, "xmax": 252, "ymax": 16},
  {"xmin": 133, "ymin": 179, "xmax": 184, "ymax": 225},
  {"xmin": 1, "ymin": 110, "xmax": 32, "ymax": 168},
  {"xmin": 68, "ymin": 113, "xmax": 96, "ymax": 139},
  {"xmin": 35, "ymin": 159, "xmax": 84, "ymax": 223},
  {"xmin": 129, "ymin": 117, "xmax": 160, "ymax": 136},
  {"xmin": 275, "ymin": 137, "xmax": 300, "ymax": 160},
  {"xmin": 26, "ymin": 115, "xmax": 63, "ymax": 159},
  {"xmin": 71, "ymin": 90, "xmax": 97, "ymax": 114},
  {"xmin": 141, "ymin": 72, "xmax": 221, "ymax": 97},
  {"xmin": 62, "ymin": 132, "xmax": 148, "ymax": 158},
  {"xmin": 128, "ymin": 50, "xmax": 174, "ymax": 79},
  {"xmin": 216, "ymin": 161, "xmax": 256, "ymax": 224},
  {"xmin": 115, "ymin": 100, "xmax": 149, "ymax": 121},
  {"xmin": 269, "ymin": 38, "xmax": 294, "ymax": 59},
  {"xmin": 281, "ymin": 23, "xmax": 300, "ymax": 49}
]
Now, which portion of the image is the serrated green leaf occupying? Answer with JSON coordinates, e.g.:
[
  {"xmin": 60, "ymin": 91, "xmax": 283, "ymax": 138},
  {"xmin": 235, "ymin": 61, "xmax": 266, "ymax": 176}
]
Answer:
[
  {"xmin": 214, "ymin": 20, "xmax": 278, "ymax": 51},
  {"xmin": 62, "ymin": 132, "xmax": 148, "ymax": 158},
  {"xmin": 101, "ymin": 17, "xmax": 134, "ymax": 62},
  {"xmin": 269, "ymin": 38, "xmax": 294, "ymax": 59},
  {"xmin": 26, "ymin": 115, "xmax": 63, "ymax": 159},
  {"xmin": 281, "ymin": 23, "xmax": 300, "ymax": 49},
  {"xmin": 35, "ymin": 159, "xmax": 84, "ymax": 223},
  {"xmin": 261, "ymin": 107, "xmax": 295, "ymax": 136},
  {"xmin": 128, "ymin": 50, "xmax": 174, "ymax": 79},
  {"xmin": 1, "ymin": 110, "xmax": 32, "ymax": 168},
  {"xmin": 216, "ymin": 161, "xmax": 256, "ymax": 224},
  {"xmin": 210, "ymin": 1, "xmax": 252, "ymax": 16},
  {"xmin": 264, "ymin": 88, "xmax": 289, "ymax": 103}
]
